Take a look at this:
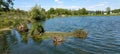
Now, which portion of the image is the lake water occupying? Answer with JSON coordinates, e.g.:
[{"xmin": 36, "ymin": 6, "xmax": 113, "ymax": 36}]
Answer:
[{"xmin": 0, "ymin": 16, "xmax": 120, "ymax": 54}]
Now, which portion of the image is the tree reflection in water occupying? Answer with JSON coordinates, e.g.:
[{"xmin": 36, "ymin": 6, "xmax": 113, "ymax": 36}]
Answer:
[
  {"xmin": 0, "ymin": 31, "xmax": 17, "ymax": 54},
  {"xmin": 20, "ymin": 32, "xmax": 28, "ymax": 44},
  {"xmin": 19, "ymin": 30, "xmax": 43, "ymax": 45},
  {"xmin": 31, "ymin": 35, "xmax": 43, "ymax": 45}
]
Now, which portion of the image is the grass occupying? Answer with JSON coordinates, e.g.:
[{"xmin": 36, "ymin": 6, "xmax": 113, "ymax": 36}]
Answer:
[
  {"xmin": 29, "ymin": 29, "xmax": 88, "ymax": 40},
  {"xmin": 42, "ymin": 32, "xmax": 71, "ymax": 39},
  {"xmin": 72, "ymin": 29, "xmax": 88, "ymax": 39}
]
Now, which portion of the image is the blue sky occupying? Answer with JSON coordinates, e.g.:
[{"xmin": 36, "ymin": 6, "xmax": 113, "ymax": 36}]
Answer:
[{"xmin": 13, "ymin": 0, "xmax": 120, "ymax": 11}]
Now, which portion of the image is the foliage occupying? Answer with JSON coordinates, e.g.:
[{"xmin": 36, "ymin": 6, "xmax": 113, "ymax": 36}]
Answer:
[
  {"xmin": 28, "ymin": 5, "xmax": 46, "ymax": 22},
  {"xmin": 0, "ymin": 12, "xmax": 27, "ymax": 29},
  {"xmin": 47, "ymin": 8, "xmax": 56, "ymax": 14},
  {"xmin": 73, "ymin": 29, "xmax": 88, "ymax": 39},
  {"xmin": 28, "ymin": 5, "xmax": 45, "ymax": 35},
  {"xmin": 78, "ymin": 8, "xmax": 88, "ymax": 15},
  {"xmin": 112, "ymin": 9, "xmax": 120, "ymax": 13},
  {"xmin": 0, "ymin": 0, "xmax": 14, "ymax": 11},
  {"xmin": 29, "ymin": 22, "xmax": 44, "ymax": 35},
  {"xmin": 95, "ymin": 10, "xmax": 104, "ymax": 15}
]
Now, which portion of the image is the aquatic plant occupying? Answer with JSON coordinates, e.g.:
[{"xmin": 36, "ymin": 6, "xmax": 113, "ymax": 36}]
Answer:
[{"xmin": 72, "ymin": 29, "xmax": 88, "ymax": 39}]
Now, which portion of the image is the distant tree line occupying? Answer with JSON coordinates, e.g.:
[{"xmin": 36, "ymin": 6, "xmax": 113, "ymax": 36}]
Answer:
[
  {"xmin": 112, "ymin": 9, "xmax": 120, "ymax": 13},
  {"xmin": 1, "ymin": 7, "xmax": 120, "ymax": 18},
  {"xmin": 0, "ymin": 0, "xmax": 120, "ymax": 18},
  {"xmin": 46, "ymin": 8, "xmax": 89, "ymax": 18},
  {"xmin": 45, "ymin": 7, "xmax": 120, "ymax": 18}
]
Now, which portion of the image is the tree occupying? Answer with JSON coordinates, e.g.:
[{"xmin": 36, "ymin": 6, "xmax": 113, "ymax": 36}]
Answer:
[
  {"xmin": 28, "ymin": 5, "xmax": 46, "ymax": 35},
  {"xmin": 0, "ymin": 0, "xmax": 14, "ymax": 11},
  {"xmin": 28, "ymin": 5, "xmax": 46, "ymax": 22},
  {"xmin": 112, "ymin": 9, "xmax": 120, "ymax": 13},
  {"xmin": 78, "ymin": 8, "xmax": 88, "ymax": 15},
  {"xmin": 41, "ymin": 8, "xmax": 46, "ymax": 14},
  {"xmin": 47, "ymin": 8, "xmax": 55, "ymax": 14},
  {"xmin": 46, "ymin": 8, "xmax": 56, "ymax": 18},
  {"xmin": 95, "ymin": 10, "xmax": 104, "ymax": 15},
  {"xmin": 106, "ymin": 7, "xmax": 111, "ymax": 15},
  {"xmin": 55, "ymin": 8, "xmax": 63, "ymax": 15},
  {"xmin": 40, "ymin": 8, "xmax": 46, "ymax": 18}
]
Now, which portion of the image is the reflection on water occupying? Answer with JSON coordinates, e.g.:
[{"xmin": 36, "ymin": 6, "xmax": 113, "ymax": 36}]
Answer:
[
  {"xmin": 0, "ymin": 16, "xmax": 120, "ymax": 54},
  {"xmin": 53, "ymin": 41, "xmax": 62, "ymax": 46}
]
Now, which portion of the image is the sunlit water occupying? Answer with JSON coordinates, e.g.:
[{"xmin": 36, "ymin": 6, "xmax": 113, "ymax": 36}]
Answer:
[{"xmin": 0, "ymin": 16, "xmax": 120, "ymax": 54}]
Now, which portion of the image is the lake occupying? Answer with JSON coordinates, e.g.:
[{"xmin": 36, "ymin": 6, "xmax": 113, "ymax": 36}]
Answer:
[{"xmin": 0, "ymin": 16, "xmax": 120, "ymax": 54}]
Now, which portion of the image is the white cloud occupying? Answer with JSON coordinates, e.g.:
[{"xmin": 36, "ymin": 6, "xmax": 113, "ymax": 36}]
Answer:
[
  {"xmin": 89, "ymin": 2, "xmax": 110, "ymax": 10},
  {"xmin": 90, "ymin": 4, "xmax": 105, "ymax": 9},
  {"xmin": 55, "ymin": 0, "xmax": 59, "ymax": 2},
  {"xmin": 54, "ymin": 0, "xmax": 63, "ymax": 4},
  {"xmin": 54, "ymin": 5, "xmax": 80, "ymax": 10}
]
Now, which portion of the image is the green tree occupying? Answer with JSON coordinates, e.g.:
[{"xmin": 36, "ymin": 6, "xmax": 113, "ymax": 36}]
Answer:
[
  {"xmin": 0, "ymin": 0, "xmax": 14, "ymax": 11},
  {"xmin": 106, "ymin": 7, "xmax": 111, "ymax": 15},
  {"xmin": 78, "ymin": 8, "xmax": 88, "ymax": 15},
  {"xmin": 28, "ymin": 5, "xmax": 46, "ymax": 22},
  {"xmin": 112, "ymin": 9, "xmax": 120, "ymax": 13},
  {"xmin": 40, "ymin": 8, "xmax": 46, "ymax": 18},
  {"xmin": 28, "ymin": 5, "xmax": 45, "ymax": 35},
  {"xmin": 41, "ymin": 8, "xmax": 46, "ymax": 15},
  {"xmin": 47, "ymin": 8, "xmax": 55, "ymax": 14},
  {"xmin": 55, "ymin": 8, "xmax": 63, "ymax": 15},
  {"xmin": 95, "ymin": 10, "xmax": 104, "ymax": 15},
  {"xmin": 46, "ymin": 8, "xmax": 56, "ymax": 18}
]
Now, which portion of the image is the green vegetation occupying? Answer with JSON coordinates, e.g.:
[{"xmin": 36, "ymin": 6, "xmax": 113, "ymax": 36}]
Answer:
[
  {"xmin": 0, "ymin": 16, "xmax": 27, "ymax": 29},
  {"xmin": 28, "ymin": 5, "xmax": 46, "ymax": 35},
  {"xmin": 72, "ymin": 29, "xmax": 88, "ymax": 39},
  {"xmin": 28, "ymin": 5, "xmax": 46, "ymax": 22},
  {"xmin": 45, "ymin": 7, "xmax": 120, "ymax": 18},
  {"xmin": 0, "ymin": 0, "xmax": 14, "ymax": 11}
]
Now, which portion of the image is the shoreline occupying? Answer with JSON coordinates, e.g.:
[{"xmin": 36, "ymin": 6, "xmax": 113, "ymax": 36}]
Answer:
[{"xmin": 49, "ymin": 15, "xmax": 120, "ymax": 19}]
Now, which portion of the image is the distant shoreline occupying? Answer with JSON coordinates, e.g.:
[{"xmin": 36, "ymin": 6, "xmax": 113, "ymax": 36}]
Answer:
[{"xmin": 50, "ymin": 15, "xmax": 120, "ymax": 18}]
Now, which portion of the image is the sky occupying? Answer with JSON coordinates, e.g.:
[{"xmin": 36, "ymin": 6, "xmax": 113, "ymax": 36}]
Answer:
[{"xmin": 13, "ymin": 0, "xmax": 120, "ymax": 11}]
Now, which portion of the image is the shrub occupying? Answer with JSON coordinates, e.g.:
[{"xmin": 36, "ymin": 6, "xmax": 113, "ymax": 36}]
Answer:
[
  {"xmin": 28, "ymin": 5, "xmax": 46, "ymax": 22},
  {"xmin": 73, "ymin": 29, "xmax": 88, "ymax": 39},
  {"xmin": 28, "ymin": 5, "xmax": 46, "ymax": 36}
]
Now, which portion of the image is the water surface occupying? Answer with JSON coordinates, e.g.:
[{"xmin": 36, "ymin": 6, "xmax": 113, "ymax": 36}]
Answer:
[{"xmin": 0, "ymin": 16, "xmax": 120, "ymax": 54}]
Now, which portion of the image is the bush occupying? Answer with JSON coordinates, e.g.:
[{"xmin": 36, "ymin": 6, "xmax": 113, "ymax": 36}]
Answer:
[
  {"xmin": 73, "ymin": 29, "xmax": 88, "ymax": 38},
  {"xmin": 29, "ymin": 22, "xmax": 44, "ymax": 35},
  {"xmin": 28, "ymin": 5, "xmax": 46, "ymax": 22},
  {"xmin": 28, "ymin": 5, "xmax": 46, "ymax": 36}
]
